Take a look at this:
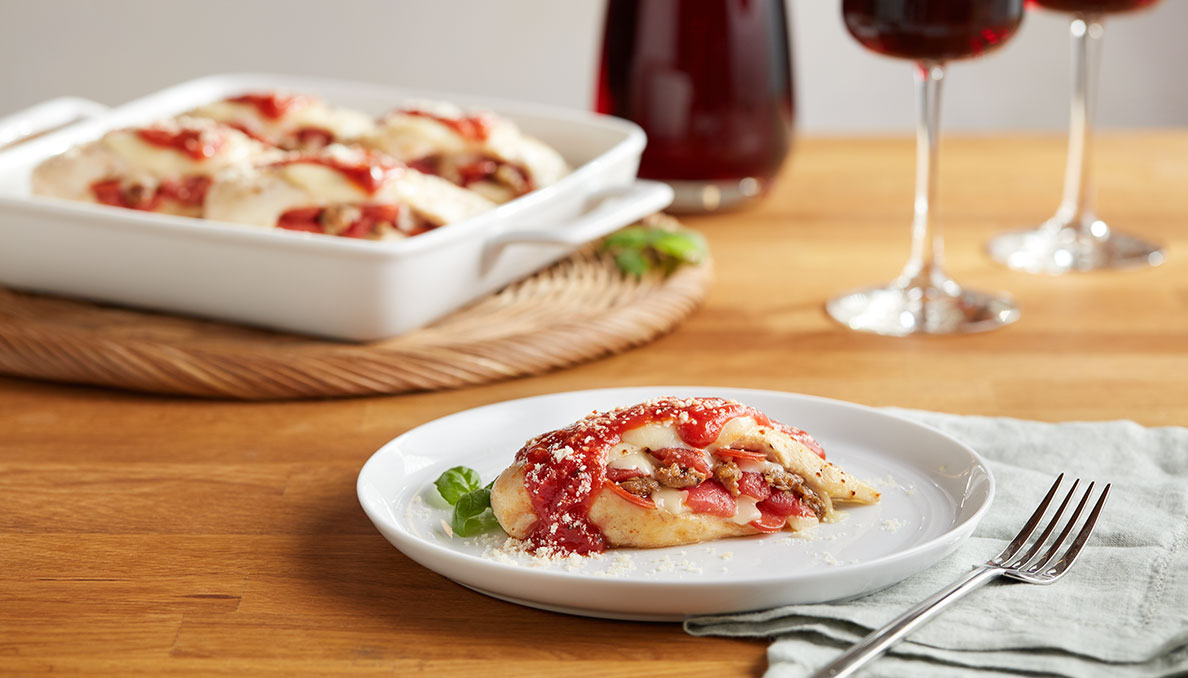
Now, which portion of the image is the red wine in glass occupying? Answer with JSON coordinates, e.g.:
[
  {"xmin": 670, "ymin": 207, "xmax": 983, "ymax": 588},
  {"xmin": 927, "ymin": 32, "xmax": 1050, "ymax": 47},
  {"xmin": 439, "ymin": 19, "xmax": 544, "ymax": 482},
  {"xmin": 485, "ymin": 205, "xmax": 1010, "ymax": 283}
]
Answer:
[
  {"xmin": 827, "ymin": 0, "xmax": 1024, "ymax": 335},
  {"xmin": 988, "ymin": 0, "xmax": 1164, "ymax": 272},
  {"xmin": 596, "ymin": 0, "xmax": 794, "ymax": 212},
  {"xmin": 842, "ymin": 1, "xmax": 1024, "ymax": 61},
  {"xmin": 1027, "ymin": 0, "xmax": 1159, "ymax": 13}
]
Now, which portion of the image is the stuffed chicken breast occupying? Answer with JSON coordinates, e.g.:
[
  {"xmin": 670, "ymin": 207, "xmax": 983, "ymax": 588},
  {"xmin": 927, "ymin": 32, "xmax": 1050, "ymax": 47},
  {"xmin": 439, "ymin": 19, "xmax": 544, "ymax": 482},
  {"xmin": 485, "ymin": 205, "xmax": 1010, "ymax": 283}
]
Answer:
[
  {"xmin": 491, "ymin": 396, "xmax": 880, "ymax": 555},
  {"xmin": 204, "ymin": 145, "xmax": 496, "ymax": 240},
  {"xmin": 187, "ymin": 91, "xmax": 375, "ymax": 151},
  {"xmin": 362, "ymin": 101, "xmax": 568, "ymax": 203},
  {"xmin": 32, "ymin": 116, "xmax": 275, "ymax": 217}
]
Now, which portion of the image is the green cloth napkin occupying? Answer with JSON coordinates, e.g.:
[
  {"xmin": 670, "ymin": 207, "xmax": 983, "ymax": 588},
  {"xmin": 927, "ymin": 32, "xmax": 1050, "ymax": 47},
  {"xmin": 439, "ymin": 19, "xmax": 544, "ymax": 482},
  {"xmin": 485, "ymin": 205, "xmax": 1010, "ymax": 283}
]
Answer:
[{"xmin": 684, "ymin": 410, "xmax": 1188, "ymax": 678}]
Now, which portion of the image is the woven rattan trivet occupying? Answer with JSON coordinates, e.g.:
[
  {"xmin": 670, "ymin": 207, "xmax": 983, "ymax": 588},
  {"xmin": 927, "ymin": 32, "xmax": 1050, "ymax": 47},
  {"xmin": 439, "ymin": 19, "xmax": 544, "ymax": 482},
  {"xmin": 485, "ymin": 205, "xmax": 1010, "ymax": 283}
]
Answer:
[{"xmin": 0, "ymin": 224, "xmax": 711, "ymax": 399}]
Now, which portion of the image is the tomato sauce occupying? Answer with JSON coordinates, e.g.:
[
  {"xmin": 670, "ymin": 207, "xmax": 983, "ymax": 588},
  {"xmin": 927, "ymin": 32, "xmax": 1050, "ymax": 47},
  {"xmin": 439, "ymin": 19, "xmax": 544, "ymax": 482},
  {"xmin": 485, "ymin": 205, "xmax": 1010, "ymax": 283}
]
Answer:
[
  {"xmin": 402, "ymin": 109, "xmax": 492, "ymax": 142},
  {"xmin": 227, "ymin": 92, "xmax": 309, "ymax": 120},
  {"xmin": 514, "ymin": 396, "xmax": 826, "ymax": 555},
  {"xmin": 136, "ymin": 127, "xmax": 226, "ymax": 161},
  {"xmin": 273, "ymin": 154, "xmax": 402, "ymax": 195},
  {"xmin": 276, "ymin": 203, "xmax": 434, "ymax": 239},
  {"xmin": 90, "ymin": 175, "xmax": 212, "ymax": 211}
]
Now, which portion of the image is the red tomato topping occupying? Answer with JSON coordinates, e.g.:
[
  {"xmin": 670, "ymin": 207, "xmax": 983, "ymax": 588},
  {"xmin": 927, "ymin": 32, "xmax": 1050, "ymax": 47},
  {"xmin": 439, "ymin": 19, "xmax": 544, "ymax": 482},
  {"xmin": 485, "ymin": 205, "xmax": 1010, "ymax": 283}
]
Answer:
[
  {"xmin": 90, "ymin": 179, "xmax": 161, "ymax": 211},
  {"xmin": 340, "ymin": 204, "xmax": 402, "ymax": 239},
  {"xmin": 90, "ymin": 177, "xmax": 213, "ymax": 211},
  {"xmin": 456, "ymin": 158, "xmax": 500, "ymax": 186},
  {"xmin": 157, "ymin": 176, "xmax": 212, "ymax": 207},
  {"xmin": 293, "ymin": 126, "xmax": 334, "ymax": 148},
  {"xmin": 649, "ymin": 447, "xmax": 711, "ymax": 475},
  {"xmin": 407, "ymin": 156, "xmax": 440, "ymax": 175},
  {"xmin": 749, "ymin": 510, "xmax": 786, "ymax": 533},
  {"xmin": 684, "ymin": 480, "xmax": 736, "ymax": 517},
  {"xmin": 226, "ymin": 122, "xmax": 274, "ymax": 146},
  {"xmin": 714, "ymin": 447, "xmax": 767, "ymax": 462},
  {"xmin": 228, "ymin": 92, "xmax": 309, "ymax": 119},
  {"xmin": 757, "ymin": 490, "xmax": 815, "ymax": 518},
  {"xmin": 275, "ymin": 203, "xmax": 427, "ymax": 239},
  {"xmin": 737, "ymin": 471, "xmax": 772, "ymax": 501},
  {"xmin": 137, "ymin": 127, "xmax": 225, "ymax": 161},
  {"xmin": 273, "ymin": 154, "xmax": 401, "ymax": 195},
  {"xmin": 403, "ymin": 109, "xmax": 492, "ymax": 141},
  {"xmin": 603, "ymin": 479, "xmax": 656, "ymax": 510},
  {"xmin": 605, "ymin": 467, "xmax": 645, "ymax": 482}
]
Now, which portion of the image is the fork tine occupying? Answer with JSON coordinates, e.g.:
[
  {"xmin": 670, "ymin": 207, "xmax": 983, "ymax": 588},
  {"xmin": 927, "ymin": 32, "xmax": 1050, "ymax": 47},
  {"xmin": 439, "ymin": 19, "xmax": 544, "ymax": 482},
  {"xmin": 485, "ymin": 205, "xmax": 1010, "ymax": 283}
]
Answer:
[
  {"xmin": 1007, "ymin": 478, "xmax": 1080, "ymax": 569},
  {"xmin": 993, "ymin": 473, "xmax": 1064, "ymax": 564},
  {"xmin": 1042, "ymin": 483, "xmax": 1110, "ymax": 579},
  {"xmin": 1023, "ymin": 481, "xmax": 1094, "ymax": 574}
]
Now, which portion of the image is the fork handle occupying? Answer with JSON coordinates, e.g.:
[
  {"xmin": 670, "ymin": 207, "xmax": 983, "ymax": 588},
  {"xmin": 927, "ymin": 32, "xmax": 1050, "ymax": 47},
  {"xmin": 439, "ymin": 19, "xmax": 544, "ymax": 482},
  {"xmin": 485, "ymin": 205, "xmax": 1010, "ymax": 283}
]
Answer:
[{"xmin": 810, "ymin": 565, "xmax": 1003, "ymax": 678}]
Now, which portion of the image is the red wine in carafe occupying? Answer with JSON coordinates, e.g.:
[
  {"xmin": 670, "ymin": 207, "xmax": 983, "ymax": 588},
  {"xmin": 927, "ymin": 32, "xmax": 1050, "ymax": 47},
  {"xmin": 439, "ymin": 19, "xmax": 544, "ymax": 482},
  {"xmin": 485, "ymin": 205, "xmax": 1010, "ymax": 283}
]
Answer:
[{"xmin": 596, "ymin": 0, "xmax": 794, "ymax": 185}]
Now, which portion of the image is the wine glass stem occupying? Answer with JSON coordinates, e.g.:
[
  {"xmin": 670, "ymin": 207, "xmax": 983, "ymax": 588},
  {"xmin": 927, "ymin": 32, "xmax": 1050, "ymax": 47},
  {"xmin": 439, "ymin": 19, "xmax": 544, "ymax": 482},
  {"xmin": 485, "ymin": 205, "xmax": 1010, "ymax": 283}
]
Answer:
[
  {"xmin": 899, "ymin": 61, "xmax": 947, "ymax": 290},
  {"xmin": 1057, "ymin": 15, "xmax": 1104, "ymax": 233}
]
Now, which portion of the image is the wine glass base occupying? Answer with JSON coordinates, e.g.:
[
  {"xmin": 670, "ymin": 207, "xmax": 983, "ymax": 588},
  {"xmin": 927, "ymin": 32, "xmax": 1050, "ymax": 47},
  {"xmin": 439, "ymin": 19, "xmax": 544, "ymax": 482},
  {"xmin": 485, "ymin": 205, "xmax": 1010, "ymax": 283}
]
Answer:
[
  {"xmin": 826, "ymin": 283, "xmax": 1019, "ymax": 336},
  {"xmin": 987, "ymin": 225, "xmax": 1164, "ymax": 274}
]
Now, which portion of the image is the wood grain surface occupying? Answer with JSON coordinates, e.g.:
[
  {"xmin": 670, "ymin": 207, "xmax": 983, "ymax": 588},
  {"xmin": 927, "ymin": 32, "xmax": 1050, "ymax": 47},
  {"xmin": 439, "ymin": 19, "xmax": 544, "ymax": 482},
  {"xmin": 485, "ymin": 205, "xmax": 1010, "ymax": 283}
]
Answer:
[{"xmin": 2, "ymin": 133, "xmax": 1186, "ymax": 677}]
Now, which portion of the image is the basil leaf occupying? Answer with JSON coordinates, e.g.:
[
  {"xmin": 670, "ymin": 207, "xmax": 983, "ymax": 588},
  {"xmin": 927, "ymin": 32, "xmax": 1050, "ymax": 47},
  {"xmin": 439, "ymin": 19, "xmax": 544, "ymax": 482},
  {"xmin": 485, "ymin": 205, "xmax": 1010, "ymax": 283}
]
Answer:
[
  {"xmin": 602, "ymin": 223, "xmax": 707, "ymax": 277},
  {"xmin": 614, "ymin": 249, "xmax": 651, "ymax": 277},
  {"xmin": 435, "ymin": 466, "xmax": 482, "ymax": 505},
  {"xmin": 652, "ymin": 231, "xmax": 706, "ymax": 264},
  {"xmin": 601, "ymin": 225, "xmax": 651, "ymax": 251},
  {"xmin": 451, "ymin": 488, "xmax": 501, "ymax": 537}
]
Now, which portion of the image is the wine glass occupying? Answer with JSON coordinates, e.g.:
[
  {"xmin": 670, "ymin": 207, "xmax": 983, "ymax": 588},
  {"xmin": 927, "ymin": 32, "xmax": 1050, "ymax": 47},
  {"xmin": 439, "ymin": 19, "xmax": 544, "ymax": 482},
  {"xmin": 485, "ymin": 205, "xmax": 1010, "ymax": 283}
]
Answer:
[
  {"xmin": 987, "ymin": 0, "xmax": 1164, "ymax": 273},
  {"xmin": 828, "ymin": 1, "xmax": 1024, "ymax": 336},
  {"xmin": 596, "ymin": 0, "xmax": 794, "ymax": 213}
]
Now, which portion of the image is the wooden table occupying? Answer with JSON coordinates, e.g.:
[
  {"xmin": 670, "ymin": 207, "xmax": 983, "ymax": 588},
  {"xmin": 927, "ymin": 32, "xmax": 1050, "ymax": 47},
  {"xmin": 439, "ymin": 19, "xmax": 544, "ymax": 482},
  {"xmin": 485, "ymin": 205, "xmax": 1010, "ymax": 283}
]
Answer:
[{"xmin": 2, "ymin": 133, "xmax": 1185, "ymax": 676}]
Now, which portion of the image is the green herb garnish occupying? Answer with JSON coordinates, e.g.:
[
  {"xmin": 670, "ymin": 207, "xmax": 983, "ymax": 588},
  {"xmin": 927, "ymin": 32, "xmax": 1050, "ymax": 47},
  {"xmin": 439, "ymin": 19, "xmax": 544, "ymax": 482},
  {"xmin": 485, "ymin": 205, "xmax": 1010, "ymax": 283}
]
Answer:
[
  {"xmin": 434, "ymin": 466, "xmax": 482, "ymax": 505},
  {"xmin": 601, "ymin": 224, "xmax": 707, "ymax": 277},
  {"xmin": 434, "ymin": 466, "xmax": 501, "ymax": 537}
]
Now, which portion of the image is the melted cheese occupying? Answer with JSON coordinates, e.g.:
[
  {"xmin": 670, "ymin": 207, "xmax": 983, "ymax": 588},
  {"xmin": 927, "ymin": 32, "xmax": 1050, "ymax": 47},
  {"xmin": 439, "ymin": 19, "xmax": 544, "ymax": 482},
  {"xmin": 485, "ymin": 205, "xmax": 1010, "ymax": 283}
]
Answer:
[
  {"xmin": 279, "ymin": 163, "xmax": 369, "ymax": 201},
  {"xmin": 103, "ymin": 131, "xmax": 207, "ymax": 177},
  {"xmin": 606, "ymin": 443, "xmax": 656, "ymax": 475},
  {"xmin": 191, "ymin": 99, "xmax": 374, "ymax": 142},
  {"xmin": 620, "ymin": 422, "xmax": 687, "ymax": 452},
  {"xmin": 731, "ymin": 496, "xmax": 762, "ymax": 525},
  {"xmin": 652, "ymin": 487, "xmax": 689, "ymax": 515},
  {"xmin": 737, "ymin": 459, "xmax": 780, "ymax": 474},
  {"xmin": 707, "ymin": 416, "xmax": 760, "ymax": 451}
]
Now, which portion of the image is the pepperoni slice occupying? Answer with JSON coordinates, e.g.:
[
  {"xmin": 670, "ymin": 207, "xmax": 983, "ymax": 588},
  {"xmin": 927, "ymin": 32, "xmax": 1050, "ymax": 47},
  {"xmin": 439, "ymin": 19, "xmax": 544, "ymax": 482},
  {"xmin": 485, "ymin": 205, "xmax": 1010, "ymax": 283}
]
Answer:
[
  {"xmin": 683, "ymin": 480, "xmax": 736, "ymax": 517},
  {"xmin": 603, "ymin": 479, "xmax": 656, "ymax": 510},
  {"xmin": 605, "ymin": 467, "xmax": 645, "ymax": 482},
  {"xmin": 749, "ymin": 509, "xmax": 786, "ymax": 533},
  {"xmin": 757, "ymin": 490, "xmax": 815, "ymax": 518},
  {"xmin": 649, "ymin": 447, "xmax": 711, "ymax": 475},
  {"xmin": 714, "ymin": 447, "xmax": 767, "ymax": 462},
  {"xmin": 737, "ymin": 472, "xmax": 772, "ymax": 501}
]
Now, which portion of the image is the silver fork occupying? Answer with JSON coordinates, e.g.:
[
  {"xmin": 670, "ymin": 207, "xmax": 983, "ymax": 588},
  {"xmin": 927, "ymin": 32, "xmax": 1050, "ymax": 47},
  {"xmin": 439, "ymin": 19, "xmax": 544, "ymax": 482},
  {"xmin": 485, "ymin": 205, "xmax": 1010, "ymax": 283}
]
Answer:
[{"xmin": 811, "ymin": 474, "xmax": 1110, "ymax": 678}]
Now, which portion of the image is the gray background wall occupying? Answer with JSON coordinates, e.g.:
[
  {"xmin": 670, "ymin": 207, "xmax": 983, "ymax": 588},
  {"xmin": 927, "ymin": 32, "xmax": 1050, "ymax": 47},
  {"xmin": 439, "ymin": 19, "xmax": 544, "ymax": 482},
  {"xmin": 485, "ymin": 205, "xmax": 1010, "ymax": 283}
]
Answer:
[{"xmin": 1, "ymin": 0, "xmax": 1183, "ymax": 132}]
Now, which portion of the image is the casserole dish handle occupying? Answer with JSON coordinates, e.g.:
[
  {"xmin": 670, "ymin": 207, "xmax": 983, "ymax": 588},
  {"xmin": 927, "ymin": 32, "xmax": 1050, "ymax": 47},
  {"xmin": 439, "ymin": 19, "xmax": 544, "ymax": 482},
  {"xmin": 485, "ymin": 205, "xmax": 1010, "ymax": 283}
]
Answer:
[
  {"xmin": 0, "ymin": 97, "xmax": 109, "ymax": 151},
  {"xmin": 484, "ymin": 179, "xmax": 674, "ymax": 263}
]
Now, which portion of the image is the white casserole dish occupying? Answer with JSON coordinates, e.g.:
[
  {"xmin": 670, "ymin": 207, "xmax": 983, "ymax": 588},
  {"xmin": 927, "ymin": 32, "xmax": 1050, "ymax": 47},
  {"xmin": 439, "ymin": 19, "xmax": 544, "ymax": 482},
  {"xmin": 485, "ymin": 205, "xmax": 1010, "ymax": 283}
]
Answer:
[{"xmin": 0, "ymin": 73, "xmax": 671, "ymax": 341}]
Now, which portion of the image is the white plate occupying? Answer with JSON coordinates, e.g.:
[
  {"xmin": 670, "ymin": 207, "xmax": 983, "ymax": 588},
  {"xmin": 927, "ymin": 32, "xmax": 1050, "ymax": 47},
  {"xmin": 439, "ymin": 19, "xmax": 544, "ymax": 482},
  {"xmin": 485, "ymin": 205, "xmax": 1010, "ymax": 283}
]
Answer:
[{"xmin": 356, "ymin": 387, "xmax": 994, "ymax": 621}]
